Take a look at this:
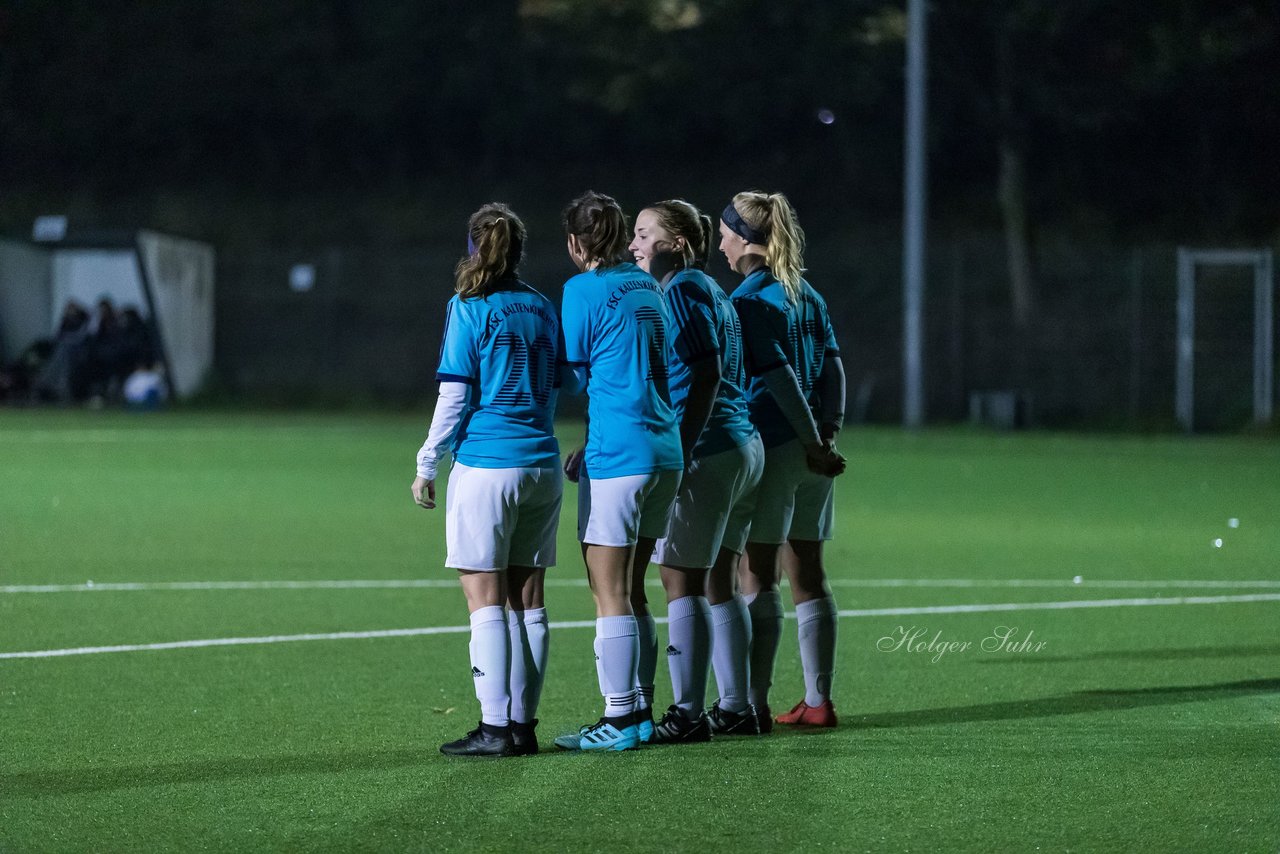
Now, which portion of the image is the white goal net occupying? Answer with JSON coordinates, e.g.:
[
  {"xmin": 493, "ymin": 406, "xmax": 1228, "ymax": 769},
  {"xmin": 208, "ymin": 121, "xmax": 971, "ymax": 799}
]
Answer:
[{"xmin": 1175, "ymin": 248, "xmax": 1274, "ymax": 431}]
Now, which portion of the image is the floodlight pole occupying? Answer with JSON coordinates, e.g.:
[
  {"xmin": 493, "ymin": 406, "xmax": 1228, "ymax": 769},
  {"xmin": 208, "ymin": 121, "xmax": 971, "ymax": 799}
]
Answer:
[
  {"xmin": 902, "ymin": 0, "xmax": 928, "ymax": 428},
  {"xmin": 1255, "ymin": 251, "xmax": 1274, "ymax": 424},
  {"xmin": 1175, "ymin": 249, "xmax": 1195, "ymax": 432}
]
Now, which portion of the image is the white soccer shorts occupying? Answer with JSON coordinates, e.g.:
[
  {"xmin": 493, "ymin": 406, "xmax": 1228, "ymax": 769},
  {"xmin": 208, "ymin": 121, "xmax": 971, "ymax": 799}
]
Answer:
[
  {"xmin": 747, "ymin": 439, "xmax": 836, "ymax": 544},
  {"xmin": 445, "ymin": 463, "xmax": 563, "ymax": 571},
  {"xmin": 577, "ymin": 468, "xmax": 682, "ymax": 547},
  {"xmin": 653, "ymin": 435, "xmax": 765, "ymax": 569}
]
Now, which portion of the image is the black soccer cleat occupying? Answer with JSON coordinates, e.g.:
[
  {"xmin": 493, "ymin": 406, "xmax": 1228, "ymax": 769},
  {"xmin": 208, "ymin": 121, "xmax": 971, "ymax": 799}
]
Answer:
[
  {"xmin": 758, "ymin": 704, "xmax": 773, "ymax": 735},
  {"xmin": 511, "ymin": 719, "xmax": 539, "ymax": 756},
  {"xmin": 440, "ymin": 721, "xmax": 515, "ymax": 757},
  {"xmin": 707, "ymin": 700, "xmax": 763, "ymax": 736},
  {"xmin": 651, "ymin": 704, "xmax": 712, "ymax": 744},
  {"xmin": 636, "ymin": 705, "xmax": 655, "ymax": 743}
]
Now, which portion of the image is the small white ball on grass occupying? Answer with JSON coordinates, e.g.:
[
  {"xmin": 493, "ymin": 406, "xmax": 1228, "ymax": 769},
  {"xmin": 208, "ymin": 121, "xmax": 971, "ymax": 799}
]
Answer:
[
  {"xmin": 1213, "ymin": 538, "xmax": 1223, "ymax": 548},
  {"xmin": 1072, "ymin": 575, "xmax": 1083, "ymax": 585},
  {"xmin": 1228, "ymin": 518, "xmax": 1239, "ymax": 528}
]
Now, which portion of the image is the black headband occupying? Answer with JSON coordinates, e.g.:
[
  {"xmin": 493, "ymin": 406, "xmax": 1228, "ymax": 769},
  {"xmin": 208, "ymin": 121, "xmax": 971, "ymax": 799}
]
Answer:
[{"xmin": 721, "ymin": 204, "xmax": 768, "ymax": 245}]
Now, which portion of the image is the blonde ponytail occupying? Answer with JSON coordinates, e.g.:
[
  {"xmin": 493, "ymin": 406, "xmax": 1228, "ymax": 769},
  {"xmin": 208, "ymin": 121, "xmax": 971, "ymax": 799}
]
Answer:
[{"xmin": 731, "ymin": 190, "xmax": 807, "ymax": 302}]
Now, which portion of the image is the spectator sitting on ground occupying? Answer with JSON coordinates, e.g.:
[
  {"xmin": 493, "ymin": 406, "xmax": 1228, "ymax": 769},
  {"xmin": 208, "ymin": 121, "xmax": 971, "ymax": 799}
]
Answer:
[
  {"xmin": 33, "ymin": 300, "xmax": 91, "ymax": 402},
  {"xmin": 117, "ymin": 306, "xmax": 156, "ymax": 377},
  {"xmin": 1, "ymin": 339, "xmax": 55, "ymax": 404},
  {"xmin": 84, "ymin": 297, "xmax": 127, "ymax": 403}
]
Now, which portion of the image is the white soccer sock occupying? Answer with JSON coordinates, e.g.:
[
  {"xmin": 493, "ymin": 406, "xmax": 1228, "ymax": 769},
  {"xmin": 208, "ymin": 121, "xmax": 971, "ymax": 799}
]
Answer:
[
  {"xmin": 635, "ymin": 611, "xmax": 658, "ymax": 712},
  {"xmin": 666, "ymin": 596, "xmax": 712, "ymax": 716},
  {"xmin": 745, "ymin": 590, "xmax": 783, "ymax": 709},
  {"xmin": 468, "ymin": 605, "xmax": 510, "ymax": 727},
  {"xmin": 796, "ymin": 596, "xmax": 838, "ymax": 707},
  {"xmin": 710, "ymin": 596, "xmax": 752, "ymax": 714},
  {"xmin": 507, "ymin": 607, "xmax": 548, "ymax": 725},
  {"xmin": 595, "ymin": 615, "xmax": 639, "ymax": 720}
]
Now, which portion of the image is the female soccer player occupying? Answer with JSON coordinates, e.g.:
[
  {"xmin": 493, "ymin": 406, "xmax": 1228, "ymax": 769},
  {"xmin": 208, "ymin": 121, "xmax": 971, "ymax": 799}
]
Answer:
[
  {"xmin": 627, "ymin": 200, "xmax": 766, "ymax": 742},
  {"xmin": 720, "ymin": 190, "xmax": 847, "ymax": 730},
  {"xmin": 554, "ymin": 191, "xmax": 683, "ymax": 752},
  {"xmin": 411, "ymin": 203, "xmax": 561, "ymax": 757}
]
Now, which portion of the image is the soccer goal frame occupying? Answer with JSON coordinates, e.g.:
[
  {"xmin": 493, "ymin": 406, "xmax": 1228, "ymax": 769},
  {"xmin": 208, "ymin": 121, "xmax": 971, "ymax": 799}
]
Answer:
[{"xmin": 1175, "ymin": 248, "xmax": 1274, "ymax": 432}]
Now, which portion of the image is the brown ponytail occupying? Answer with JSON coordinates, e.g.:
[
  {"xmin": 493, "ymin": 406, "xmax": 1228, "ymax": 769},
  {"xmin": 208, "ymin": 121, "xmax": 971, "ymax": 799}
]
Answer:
[
  {"xmin": 562, "ymin": 191, "xmax": 630, "ymax": 268},
  {"xmin": 455, "ymin": 202, "xmax": 526, "ymax": 299},
  {"xmin": 642, "ymin": 199, "xmax": 713, "ymax": 271},
  {"xmin": 695, "ymin": 213, "xmax": 714, "ymax": 269}
]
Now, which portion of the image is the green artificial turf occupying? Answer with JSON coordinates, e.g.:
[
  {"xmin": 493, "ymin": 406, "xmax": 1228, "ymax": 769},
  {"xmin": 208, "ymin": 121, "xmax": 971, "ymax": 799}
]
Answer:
[{"xmin": 1, "ymin": 411, "xmax": 1278, "ymax": 852}]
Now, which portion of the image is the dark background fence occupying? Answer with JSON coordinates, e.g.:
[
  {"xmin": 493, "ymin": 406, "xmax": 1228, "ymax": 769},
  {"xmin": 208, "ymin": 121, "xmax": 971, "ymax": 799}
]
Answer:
[
  {"xmin": 214, "ymin": 227, "xmax": 1266, "ymax": 429},
  {"xmin": 3, "ymin": 1, "xmax": 1274, "ymax": 429}
]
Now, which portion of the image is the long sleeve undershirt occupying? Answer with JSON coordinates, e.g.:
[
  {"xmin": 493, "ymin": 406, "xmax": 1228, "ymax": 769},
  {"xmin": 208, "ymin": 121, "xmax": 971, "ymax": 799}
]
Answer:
[
  {"xmin": 820, "ymin": 355, "xmax": 846, "ymax": 434},
  {"xmin": 415, "ymin": 381, "xmax": 469, "ymax": 480},
  {"xmin": 760, "ymin": 364, "xmax": 821, "ymax": 446}
]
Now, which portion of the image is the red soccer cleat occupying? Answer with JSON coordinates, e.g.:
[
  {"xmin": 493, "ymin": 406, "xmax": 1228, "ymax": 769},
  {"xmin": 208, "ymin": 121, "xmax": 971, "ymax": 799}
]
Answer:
[{"xmin": 775, "ymin": 699, "xmax": 838, "ymax": 727}]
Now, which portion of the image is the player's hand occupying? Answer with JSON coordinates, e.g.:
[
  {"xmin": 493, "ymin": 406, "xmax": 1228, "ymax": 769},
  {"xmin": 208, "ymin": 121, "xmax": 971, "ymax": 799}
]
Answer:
[
  {"xmin": 411, "ymin": 475, "xmax": 436, "ymax": 509},
  {"xmin": 803, "ymin": 441, "xmax": 847, "ymax": 478},
  {"xmin": 820, "ymin": 438, "xmax": 849, "ymax": 477},
  {"xmin": 563, "ymin": 447, "xmax": 585, "ymax": 483}
]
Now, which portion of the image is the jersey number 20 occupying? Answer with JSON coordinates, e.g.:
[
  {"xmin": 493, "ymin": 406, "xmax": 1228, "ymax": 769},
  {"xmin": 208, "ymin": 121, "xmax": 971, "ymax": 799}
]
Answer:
[{"xmin": 492, "ymin": 333, "xmax": 556, "ymax": 407}]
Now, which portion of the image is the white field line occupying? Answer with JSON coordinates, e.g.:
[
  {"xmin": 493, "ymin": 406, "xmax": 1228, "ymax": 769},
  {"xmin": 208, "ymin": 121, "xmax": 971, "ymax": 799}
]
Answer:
[
  {"xmin": 0, "ymin": 621, "xmax": 596, "ymax": 660},
  {"xmin": 3, "ymin": 579, "xmax": 479, "ymax": 593},
  {"xmin": 4, "ymin": 577, "xmax": 1280, "ymax": 595},
  {"xmin": 834, "ymin": 593, "xmax": 1280, "ymax": 616},
  {"xmin": 3, "ymin": 593, "xmax": 1278, "ymax": 660},
  {"xmin": 0, "ymin": 427, "xmax": 366, "ymax": 443},
  {"xmin": 834, "ymin": 578, "xmax": 1280, "ymax": 590}
]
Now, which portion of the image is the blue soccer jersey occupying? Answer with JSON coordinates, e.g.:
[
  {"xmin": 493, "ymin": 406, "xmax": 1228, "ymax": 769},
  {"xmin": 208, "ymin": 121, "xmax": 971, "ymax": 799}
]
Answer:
[
  {"xmin": 663, "ymin": 268, "xmax": 758, "ymax": 459},
  {"xmin": 730, "ymin": 269, "xmax": 841, "ymax": 449},
  {"xmin": 560, "ymin": 262, "xmax": 683, "ymax": 478},
  {"xmin": 436, "ymin": 279, "xmax": 561, "ymax": 469}
]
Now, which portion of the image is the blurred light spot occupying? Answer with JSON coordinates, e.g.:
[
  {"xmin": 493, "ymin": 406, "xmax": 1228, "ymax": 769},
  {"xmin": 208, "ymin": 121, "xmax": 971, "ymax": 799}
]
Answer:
[{"xmin": 290, "ymin": 264, "xmax": 316, "ymax": 293}]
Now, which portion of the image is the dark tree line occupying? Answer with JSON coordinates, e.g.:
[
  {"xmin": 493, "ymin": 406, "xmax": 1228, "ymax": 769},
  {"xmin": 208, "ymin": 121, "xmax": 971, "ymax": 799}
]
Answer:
[{"xmin": 1, "ymin": 0, "xmax": 1276, "ymax": 242}]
